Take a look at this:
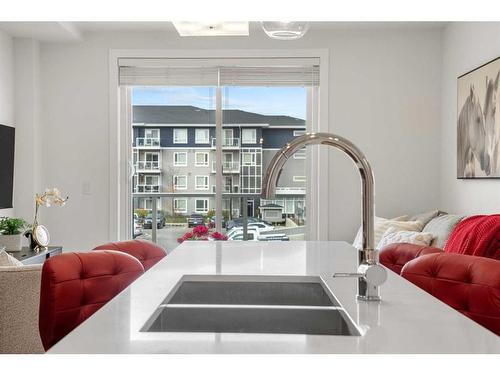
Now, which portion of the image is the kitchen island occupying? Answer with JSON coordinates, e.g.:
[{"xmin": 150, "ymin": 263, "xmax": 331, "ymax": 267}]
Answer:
[{"xmin": 48, "ymin": 241, "xmax": 500, "ymax": 353}]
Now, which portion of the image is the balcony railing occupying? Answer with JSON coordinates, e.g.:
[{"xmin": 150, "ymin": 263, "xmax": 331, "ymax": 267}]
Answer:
[
  {"xmin": 211, "ymin": 161, "xmax": 240, "ymax": 173},
  {"xmin": 135, "ymin": 137, "xmax": 161, "ymax": 148},
  {"xmin": 211, "ymin": 137, "xmax": 240, "ymax": 149},
  {"xmin": 135, "ymin": 184, "xmax": 161, "ymax": 193},
  {"xmin": 212, "ymin": 185, "xmax": 239, "ymax": 193},
  {"xmin": 135, "ymin": 161, "xmax": 161, "ymax": 172}
]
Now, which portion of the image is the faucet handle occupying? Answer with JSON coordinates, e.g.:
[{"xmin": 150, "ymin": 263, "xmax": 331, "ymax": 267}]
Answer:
[{"xmin": 333, "ymin": 264, "xmax": 387, "ymax": 287}]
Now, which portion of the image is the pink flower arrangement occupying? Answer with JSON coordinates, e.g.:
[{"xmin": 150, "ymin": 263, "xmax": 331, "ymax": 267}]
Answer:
[{"xmin": 177, "ymin": 225, "xmax": 228, "ymax": 243}]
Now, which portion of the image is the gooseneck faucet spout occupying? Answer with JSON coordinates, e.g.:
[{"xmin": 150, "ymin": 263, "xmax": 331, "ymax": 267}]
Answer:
[{"xmin": 261, "ymin": 132, "xmax": 387, "ymax": 301}]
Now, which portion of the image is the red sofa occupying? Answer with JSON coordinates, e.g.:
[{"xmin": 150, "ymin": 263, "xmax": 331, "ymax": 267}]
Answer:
[
  {"xmin": 380, "ymin": 214, "xmax": 500, "ymax": 335},
  {"xmin": 401, "ymin": 253, "xmax": 500, "ymax": 335}
]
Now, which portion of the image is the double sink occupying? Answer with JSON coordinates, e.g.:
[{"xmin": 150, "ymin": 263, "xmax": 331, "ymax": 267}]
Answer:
[{"xmin": 142, "ymin": 275, "xmax": 361, "ymax": 336}]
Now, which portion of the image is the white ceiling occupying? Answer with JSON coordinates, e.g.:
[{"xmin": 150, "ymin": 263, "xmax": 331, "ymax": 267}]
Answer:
[{"xmin": 0, "ymin": 21, "xmax": 446, "ymax": 42}]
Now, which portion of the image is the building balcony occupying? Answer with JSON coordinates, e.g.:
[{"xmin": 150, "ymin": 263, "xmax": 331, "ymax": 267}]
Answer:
[
  {"xmin": 135, "ymin": 161, "xmax": 161, "ymax": 172},
  {"xmin": 212, "ymin": 185, "xmax": 239, "ymax": 193},
  {"xmin": 275, "ymin": 187, "xmax": 306, "ymax": 195},
  {"xmin": 211, "ymin": 161, "xmax": 240, "ymax": 173},
  {"xmin": 135, "ymin": 137, "xmax": 161, "ymax": 148},
  {"xmin": 211, "ymin": 137, "xmax": 240, "ymax": 149},
  {"xmin": 135, "ymin": 184, "xmax": 161, "ymax": 193}
]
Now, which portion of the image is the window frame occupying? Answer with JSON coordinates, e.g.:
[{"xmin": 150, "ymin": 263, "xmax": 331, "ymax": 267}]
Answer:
[
  {"xmin": 195, "ymin": 198, "xmax": 209, "ymax": 213},
  {"xmin": 195, "ymin": 151, "xmax": 209, "ymax": 167},
  {"xmin": 195, "ymin": 175, "xmax": 209, "ymax": 190},
  {"xmin": 173, "ymin": 151, "xmax": 188, "ymax": 166},
  {"xmin": 195, "ymin": 128, "xmax": 210, "ymax": 144},
  {"xmin": 114, "ymin": 49, "xmax": 329, "ymax": 243},
  {"xmin": 242, "ymin": 128, "xmax": 257, "ymax": 144},
  {"xmin": 173, "ymin": 198, "xmax": 188, "ymax": 214},
  {"xmin": 173, "ymin": 175, "xmax": 187, "ymax": 190},
  {"xmin": 173, "ymin": 128, "xmax": 188, "ymax": 144}
]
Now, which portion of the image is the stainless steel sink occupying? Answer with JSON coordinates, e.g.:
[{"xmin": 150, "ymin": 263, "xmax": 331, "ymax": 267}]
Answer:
[{"xmin": 141, "ymin": 275, "xmax": 361, "ymax": 336}]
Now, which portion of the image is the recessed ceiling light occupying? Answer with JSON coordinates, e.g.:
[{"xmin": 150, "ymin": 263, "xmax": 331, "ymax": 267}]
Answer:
[{"xmin": 172, "ymin": 22, "xmax": 249, "ymax": 37}]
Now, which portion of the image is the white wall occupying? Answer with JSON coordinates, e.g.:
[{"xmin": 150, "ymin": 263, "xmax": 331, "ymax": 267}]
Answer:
[
  {"xmin": 440, "ymin": 23, "xmax": 500, "ymax": 214},
  {"xmin": 13, "ymin": 38, "xmax": 41, "ymax": 224},
  {"xmin": 0, "ymin": 30, "xmax": 14, "ymax": 218},
  {"xmin": 33, "ymin": 27, "xmax": 443, "ymax": 249}
]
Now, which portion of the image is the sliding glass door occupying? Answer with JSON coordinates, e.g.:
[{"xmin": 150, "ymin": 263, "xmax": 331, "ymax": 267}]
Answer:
[{"xmin": 119, "ymin": 58, "xmax": 318, "ymax": 251}]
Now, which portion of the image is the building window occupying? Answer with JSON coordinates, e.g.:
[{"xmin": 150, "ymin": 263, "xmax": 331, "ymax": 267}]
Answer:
[
  {"xmin": 173, "ymin": 152, "xmax": 187, "ymax": 166},
  {"xmin": 174, "ymin": 198, "xmax": 187, "ymax": 214},
  {"xmin": 242, "ymin": 152, "xmax": 256, "ymax": 166},
  {"xmin": 173, "ymin": 128, "xmax": 188, "ymax": 144},
  {"xmin": 145, "ymin": 129, "xmax": 160, "ymax": 139},
  {"xmin": 293, "ymin": 148, "xmax": 306, "ymax": 159},
  {"xmin": 293, "ymin": 130, "xmax": 306, "ymax": 136},
  {"xmin": 195, "ymin": 152, "xmax": 209, "ymax": 166},
  {"xmin": 145, "ymin": 175, "xmax": 159, "ymax": 186},
  {"xmin": 242, "ymin": 128, "xmax": 257, "ymax": 144},
  {"xmin": 293, "ymin": 176, "xmax": 306, "ymax": 182},
  {"xmin": 195, "ymin": 198, "xmax": 209, "ymax": 213},
  {"xmin": 285, "ymin": 199, "xmax": 295, "ymax": 214},
  {"xmin": 195, "ymin": 128, "xmax": 209, "ymax": 144},
  {"xmin": 195, "ymin": 175, "xmax": 209, "ymax": 190},
  {"xmin": 173, "ymin": 175, "xmax": 187, "ymax": 190}
]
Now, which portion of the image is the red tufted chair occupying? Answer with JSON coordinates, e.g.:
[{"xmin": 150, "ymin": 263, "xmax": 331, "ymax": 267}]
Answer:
[
  {"xmin": 39, "ymin": 250, "xmax": 144, "ymax": 350},
  {"xmin": 93, "ymin": 239, "xmax": 166, "ymax": 271},
  {"xmin": 401, "ymin": 252, "xmax": 500, "ymax": 335}
]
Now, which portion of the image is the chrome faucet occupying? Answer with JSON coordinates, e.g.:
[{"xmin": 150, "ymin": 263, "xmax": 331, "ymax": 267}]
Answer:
[{"xmin": 261, "ymin": 132, "xmax": 387, "ymax": 301}]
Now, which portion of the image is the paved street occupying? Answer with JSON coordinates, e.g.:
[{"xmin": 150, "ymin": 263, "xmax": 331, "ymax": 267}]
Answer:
[{"xmin": 137, "ymin": 225, "xmax": 188, "ymax": 253}]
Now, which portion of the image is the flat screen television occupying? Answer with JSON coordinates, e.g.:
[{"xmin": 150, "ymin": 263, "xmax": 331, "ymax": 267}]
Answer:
[{"xmin": 0, "ymin": 124, "xmax": 15, "ymax": 209}]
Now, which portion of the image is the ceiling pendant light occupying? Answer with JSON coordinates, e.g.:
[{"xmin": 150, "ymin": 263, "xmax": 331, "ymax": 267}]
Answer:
[{"xmin": 261, "ymin": 21, "xmax": 310, "ymax": 40}]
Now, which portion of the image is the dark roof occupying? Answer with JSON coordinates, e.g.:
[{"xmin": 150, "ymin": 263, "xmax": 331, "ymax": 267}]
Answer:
[{"xmin": 133, "ymin": 105, "xmax": 305, "ymax": 126}]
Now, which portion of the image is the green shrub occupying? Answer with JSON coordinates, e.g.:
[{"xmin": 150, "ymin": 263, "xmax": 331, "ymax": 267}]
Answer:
[
  {"xmin": 134, "ymin": 209, "xmax": 149, "ymax": 219},
  {"xmin": 0, "ymin": 217, "xmax": 29, "ymax": 235}
]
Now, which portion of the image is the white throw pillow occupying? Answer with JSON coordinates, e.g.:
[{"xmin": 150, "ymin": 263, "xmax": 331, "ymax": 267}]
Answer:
[
  {"xmin": 0, "ymin": 249, "xmax": 23, "ymax": 267},
  {"xmin": 352, "ymin": 217, "xmax": 423, "ymax": 250},
  {"xmin": 377, "ymin": 226, "xmax": 434, "ymax": 250}
]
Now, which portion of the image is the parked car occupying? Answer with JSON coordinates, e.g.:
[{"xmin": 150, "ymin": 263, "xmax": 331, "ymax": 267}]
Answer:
[
  {"xmin": 246, "ymin": 222, "xmax": 274, "ymax": 232},
  {"xmin": 133, "ymin": 219, "xmax": 143, "ymax": 238},
  {"xmin": 143, "ymin": 213, "xmax": 165, "ymax": 229},
  {"xmin": 227, "ymin": 227, "xmax": 288, "ymax": 241},
  {"xmin": 207, "ymin": 216, "xmax": 226, "ymax": 228},
  {"xmin": 226, "ymin": 217, "xmax": 264, "ymax": 230},
  {"xmin": 187, "ymin": 213, "xmax": 205, "ymax": 228}
]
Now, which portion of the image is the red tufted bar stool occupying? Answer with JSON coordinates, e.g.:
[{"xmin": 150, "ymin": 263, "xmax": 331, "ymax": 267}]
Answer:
[
  {"xmin": 39, "ymin": 250, "xmax": 144, "ymax": 351},
  {"xmin": 401, "ymin": 252, "xmax": 500, "ymax": 335},
  {"xmin": 93, "ymin": 239, "xmax": 167, "ymax": 271}
]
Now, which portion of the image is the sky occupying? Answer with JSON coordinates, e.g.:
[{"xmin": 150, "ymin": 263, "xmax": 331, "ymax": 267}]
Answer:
[{"xmin": 132, "ymin": 86, "xmax": 306, "ymax": 120}]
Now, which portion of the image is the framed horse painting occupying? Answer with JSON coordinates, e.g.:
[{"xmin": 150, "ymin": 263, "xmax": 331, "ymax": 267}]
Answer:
[{"xmin": 457, "ymin": 56, "xmax": 500, "ymax": 178}]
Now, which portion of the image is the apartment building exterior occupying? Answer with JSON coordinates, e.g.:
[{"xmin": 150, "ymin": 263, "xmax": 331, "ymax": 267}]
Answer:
[{"xmin": 132, "ymin": 105, "xmax": 306, "ymax": 220}]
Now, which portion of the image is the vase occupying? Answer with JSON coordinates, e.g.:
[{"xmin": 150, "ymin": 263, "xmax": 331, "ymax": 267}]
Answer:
[{"xmin": 0, "ymin": 234, "xmax": 23, "ymax": 252}]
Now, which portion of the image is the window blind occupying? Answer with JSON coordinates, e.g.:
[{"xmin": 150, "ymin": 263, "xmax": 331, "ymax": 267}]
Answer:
[{"xmin": 118, "ymin": 58, "xmax": 319, "ymax": 87}]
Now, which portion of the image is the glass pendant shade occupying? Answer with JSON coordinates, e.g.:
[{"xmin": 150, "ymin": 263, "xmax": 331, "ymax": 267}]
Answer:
[{"xmin": 261, "ymin": 22, "xmax": 310, "ymax": 40}]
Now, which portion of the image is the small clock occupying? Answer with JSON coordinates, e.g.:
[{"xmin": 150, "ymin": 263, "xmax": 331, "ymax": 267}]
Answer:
[{"xmin": 32, "ymin": 225, "xmax": 50, "ymax": 250}]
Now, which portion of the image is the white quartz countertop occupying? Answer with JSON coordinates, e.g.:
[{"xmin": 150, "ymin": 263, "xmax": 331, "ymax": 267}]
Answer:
[{"xmin": 48, "ymin": 241, "xmax": 500, "ymax": 354}]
